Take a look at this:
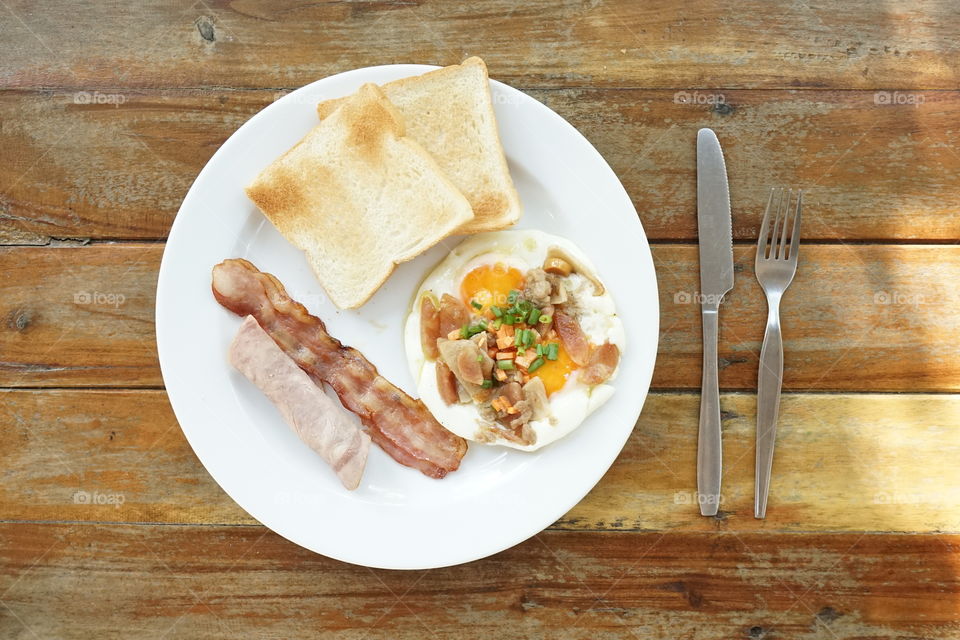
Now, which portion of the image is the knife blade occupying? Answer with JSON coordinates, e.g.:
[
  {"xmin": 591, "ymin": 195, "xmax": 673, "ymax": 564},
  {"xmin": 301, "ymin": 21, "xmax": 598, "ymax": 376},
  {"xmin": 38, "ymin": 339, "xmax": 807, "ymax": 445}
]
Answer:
[{"xmin": 696, "ymin": 128, "xmax": 734, "ymax": 516}]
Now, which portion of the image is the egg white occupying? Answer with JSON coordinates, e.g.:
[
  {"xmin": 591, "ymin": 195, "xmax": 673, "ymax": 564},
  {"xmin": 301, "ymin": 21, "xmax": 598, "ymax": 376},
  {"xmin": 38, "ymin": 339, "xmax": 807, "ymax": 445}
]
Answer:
[{"xmin": 404, "ymin": 230, "xmax": 625, "ymax": 451}]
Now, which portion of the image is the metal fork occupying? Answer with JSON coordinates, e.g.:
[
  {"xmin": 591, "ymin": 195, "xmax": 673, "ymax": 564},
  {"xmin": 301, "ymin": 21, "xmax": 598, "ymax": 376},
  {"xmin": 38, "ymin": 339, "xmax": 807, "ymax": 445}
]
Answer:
[{"xmin": 754, "ymin": 188, "xmax": 802, "ymax": 519}]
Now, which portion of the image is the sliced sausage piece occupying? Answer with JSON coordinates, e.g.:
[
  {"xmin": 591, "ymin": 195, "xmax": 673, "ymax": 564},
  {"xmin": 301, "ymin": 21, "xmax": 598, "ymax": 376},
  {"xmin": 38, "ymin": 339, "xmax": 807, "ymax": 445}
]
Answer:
[
  {"xmin": 439, "ymin": 293, "xmax": 470, "ymax": 338},
  {"xmin": 456, "ymin": 348, "xmax": 485, "ymax": 385},
  {"xmin": 554, "ymin": 310, "xmax": 591, "ymax": 366},
  {"xmin": 579, "ymin": 342, "xmax": 620, "ymax": 385},
  {"xmin": 438, "ymin": 338, "xmax": 493, "ymax": 400},
  {"xmin": 420, "ymin": 293, "xmax": 441, "ymax": 360},
  {"xmin": 436, "ymin": 360, "xmax": 460, "ymax": 405}
]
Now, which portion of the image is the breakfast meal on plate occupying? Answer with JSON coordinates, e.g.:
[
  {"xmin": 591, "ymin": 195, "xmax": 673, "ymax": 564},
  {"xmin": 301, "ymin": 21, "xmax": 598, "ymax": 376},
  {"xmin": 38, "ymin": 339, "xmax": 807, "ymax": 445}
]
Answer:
[
  {"xmin": 229, "ymin": 315, "xmax": 371, "ymax": 490},
  {"xmin": 212, "ymin": 60, "xmax": 623, "ymax": 489},
  {"xmin": 317, "ymin": 57, "xmax": 522, "ymax": 234},
  {"xmin": 246, "ymin": 83, "xmax": 475, "ymax": 309},
  {"xmin": 404, "ymin": 230, "xmax": 624, "ymax": 451},
  {"xmin": 213, "ymin": 258, "xmax": 468, "ymax": 479}
]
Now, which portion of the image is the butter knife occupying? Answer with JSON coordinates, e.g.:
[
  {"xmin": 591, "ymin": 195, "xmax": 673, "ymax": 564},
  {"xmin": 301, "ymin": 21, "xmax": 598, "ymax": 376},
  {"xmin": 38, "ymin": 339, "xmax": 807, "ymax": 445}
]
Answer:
[{"xmin": 696, "ymin": 128, "xmax": 734, "ymax": 516}]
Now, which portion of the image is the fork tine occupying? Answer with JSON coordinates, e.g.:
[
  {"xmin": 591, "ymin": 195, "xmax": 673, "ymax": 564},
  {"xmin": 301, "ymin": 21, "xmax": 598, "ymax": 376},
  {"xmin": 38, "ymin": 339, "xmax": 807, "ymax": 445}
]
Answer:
[
  {"xmin": 779, "ymin": 189, "xmax": 792, "ymax": 259},
  {"xmin": 769, "ymin": 188, "xmax": 785, "ymax": 259},
  {"xmin": 788, "ymin": 190, "xmax": 803, "ymax": 261},
  {"xmin": 757, "ymin": 188, "xmax": 775, "ymax": 259}
]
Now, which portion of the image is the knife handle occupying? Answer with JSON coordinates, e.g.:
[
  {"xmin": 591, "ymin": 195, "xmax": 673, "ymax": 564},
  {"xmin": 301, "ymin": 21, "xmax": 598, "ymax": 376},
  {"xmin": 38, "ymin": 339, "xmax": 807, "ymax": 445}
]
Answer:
[
  {"xmin": 755, "ymin": 299, "xmax": 783, "ymax": 519},
  {"xmin": 697, "ymin": 305, "xmax": 722, "ymax": 516}
]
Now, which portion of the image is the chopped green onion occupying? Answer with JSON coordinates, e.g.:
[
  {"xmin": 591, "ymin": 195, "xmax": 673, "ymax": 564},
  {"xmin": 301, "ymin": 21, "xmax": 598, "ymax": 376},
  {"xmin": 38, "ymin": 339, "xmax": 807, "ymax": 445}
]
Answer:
[
  {"xmin": 491, "ymin": 306, "xmax": 503, "ymax": 318},
  {"xmin": 502, "ymin": 314, "xmax": 516, "ymax": 325},
  {"xmin": 539, "ymin": 315, "xmax": 552, "ymax": 324},
  {"xmin": 527, "ymin": 357, "xmax": 545, "ymax": 373},
  {"xmin": 476, "ymin": 354, "xmax": 484, "ymax": 362},
  {"xmin": 547, "ymin": 342, "xmax": 559, "ymax": 360},
  {"xmin": 514, "ymin": 332, "xmax": 523, "ymax": 347},
  {"xmin": 511, "ymin": 300, "xmax": 531, "ymax": 317},
  {"xmin": 471, "ymin": 300, "xmax": 483, "ymax": 310},
  {"xmin": 497, "ymin": 360, "xmax": 515, "ymax": 370},
  {"xmin": 507, "ymin": 289, "xmax": 521, "ymax": 304},
  {"xmin": 492, "ymin": 319, "xmax": 502, "ymax": 331},
  {"xmin": 535, "ymin": 344, "xmax": 544, "ymax": 356},
  {"xmin": 528, "ymin": 308, "xmax": 541, "ymax": 325},
  {"xmin": 461, "ymin": 322, "xmax": 487, "ymax": 339},
  {"xmin": 481, "ymin": 379, "xmax": 493, "ymax": 389}
]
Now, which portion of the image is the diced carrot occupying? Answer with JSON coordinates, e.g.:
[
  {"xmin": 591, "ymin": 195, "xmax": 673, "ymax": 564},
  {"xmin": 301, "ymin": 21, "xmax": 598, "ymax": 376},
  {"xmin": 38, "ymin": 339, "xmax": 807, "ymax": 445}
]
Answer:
[
  {"xmin": 447, "ymin": 329, "xmax": 461, "ymax": 340},
  {"xmin": 496, "ymin": 351, "xmax": 515, "ymax": 360},
  {"xmin": 495, "ymin": 368, "xmax": 508, "ymax": 382},
  {"xmin": 491, "ymin": 397, "xmax": 503, "ymax": 412},
  {"xmin": 515, "ymin": 352, "xmax": 536, "ymax": 368}
]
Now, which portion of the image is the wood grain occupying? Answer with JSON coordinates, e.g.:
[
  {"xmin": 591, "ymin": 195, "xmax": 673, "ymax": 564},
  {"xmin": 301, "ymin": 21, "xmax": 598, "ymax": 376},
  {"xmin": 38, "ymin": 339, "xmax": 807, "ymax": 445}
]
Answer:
[
  {"xmin": 0, "ymin": 522, "xmax": 957, "ymax": 639},
  {"xmin": 3, "ymin": 89, "xmax": 960, "ymax": 243},
  {"xmin": 4, "ymin": 389, "xmax": 959, "ymax": 534},
  {"xmin": 3, "ymin": 244, "xmax": 958, "ymax": 391},
  {"xmin": 656, "ymin": 244, "xmax": 960, "ymax": 392},
  {"xmin": 3, "ymin": 0, "xmax": 958, "ymax": 91},
  {"xmin": 0, "ymin": 244, "xmax": 160, "ymax": 387}
]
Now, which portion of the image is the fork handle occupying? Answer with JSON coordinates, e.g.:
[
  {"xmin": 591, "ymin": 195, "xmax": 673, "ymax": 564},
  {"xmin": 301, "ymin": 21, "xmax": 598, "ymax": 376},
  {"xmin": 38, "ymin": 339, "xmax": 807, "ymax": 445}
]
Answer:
[
  {"xmin": 755, "ymin": 296, "xmax": 783, "ymax": 519},
  {"xmin": 697, "ymin": 305, "xmax": 722, "ymax": 516}
]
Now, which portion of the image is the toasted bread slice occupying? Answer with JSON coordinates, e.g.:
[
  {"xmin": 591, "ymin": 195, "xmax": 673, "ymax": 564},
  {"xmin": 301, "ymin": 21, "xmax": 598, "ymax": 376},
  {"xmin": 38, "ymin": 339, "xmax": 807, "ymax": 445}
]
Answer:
[
  {"xmin": 317, "ymin": 57, "xmax": 522, "ymax": 234},
  {"xmin": 246, "ymin": 84, "xmax": 474, "ymax": 309}
]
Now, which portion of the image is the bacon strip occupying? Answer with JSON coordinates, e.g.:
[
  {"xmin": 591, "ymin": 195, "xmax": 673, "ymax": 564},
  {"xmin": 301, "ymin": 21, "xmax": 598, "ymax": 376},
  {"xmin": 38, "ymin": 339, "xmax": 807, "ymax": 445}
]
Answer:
[
  {"xmin": 229, "ymin": 315, "xmax": 370, "ymax": 490},
  {"xmin": 211, "ymin": 258, "xmax": 467, "ymax": 478}
]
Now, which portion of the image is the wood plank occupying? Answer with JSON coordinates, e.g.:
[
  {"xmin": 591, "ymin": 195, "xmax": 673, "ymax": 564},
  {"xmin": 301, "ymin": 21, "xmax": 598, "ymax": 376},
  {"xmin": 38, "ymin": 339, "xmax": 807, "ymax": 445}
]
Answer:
[
  {"xmin": 4, "ymin": 88, "xmax": 960, "ymax": 242},
  {"xmin": 3, "ymin": 0, "xmax": 958, "ymax": 91},
  {"xmin": 656, "ymin": 244, "xmax": 960, "ymax": 392},
  {"xmin": 0, "ymin": 389, "xmax": 238, "ymax": 524},
  {"xmin": 0, "ymin": 244, "xmax": 160, "ymax": 387},
  {"xmin": 3, "ymin": 244, "xmax": 958, "ymax": 391},
  {"xmin": 0, "ymin": 244, "xmax": 960, "ymax": 392},
  {"xmin": 565, "ymin": 392, "xmax": 960, "ymax": 533},
  {"xmin": 0, "ymin": 523, "xmax": 956, "ymax": 639},
  {"xmin": 0, "ymin": 90, "xmax": 251, "ymax": 242},
  {"xmin": 4, "ymin": 389, "xmax": 959, "ymax": 534}
]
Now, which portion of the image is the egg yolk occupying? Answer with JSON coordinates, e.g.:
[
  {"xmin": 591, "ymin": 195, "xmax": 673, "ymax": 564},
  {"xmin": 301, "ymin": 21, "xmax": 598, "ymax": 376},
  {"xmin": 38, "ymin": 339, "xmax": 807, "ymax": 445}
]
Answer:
[
  {"xmin": 532, "ymin": 341, "xmax": 579, "ymax": 395},
  {"xmin": 460, "ymin": 263, "xmax": 525, "ymax": 314}
]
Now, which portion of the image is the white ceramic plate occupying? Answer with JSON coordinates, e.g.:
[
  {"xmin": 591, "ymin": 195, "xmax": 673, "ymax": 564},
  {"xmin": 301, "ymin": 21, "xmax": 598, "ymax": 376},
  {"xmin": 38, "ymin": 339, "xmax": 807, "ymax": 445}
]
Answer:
[{"xmin": 156, "ymin": 64, "xmax": 659, "ymax": 569}]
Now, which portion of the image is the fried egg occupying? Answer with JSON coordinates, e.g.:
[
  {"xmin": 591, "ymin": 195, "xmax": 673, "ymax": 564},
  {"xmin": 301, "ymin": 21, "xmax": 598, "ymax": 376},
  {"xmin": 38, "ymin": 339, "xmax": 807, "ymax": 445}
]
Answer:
[{"xmin": 403, "ymin": 230, "xmax": 624, "ymax": 451}]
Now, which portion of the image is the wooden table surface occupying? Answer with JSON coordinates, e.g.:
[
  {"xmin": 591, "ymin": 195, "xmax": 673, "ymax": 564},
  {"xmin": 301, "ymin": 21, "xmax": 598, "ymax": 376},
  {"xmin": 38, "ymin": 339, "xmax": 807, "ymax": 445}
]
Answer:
[{"xmin": 3, "ymin": 1, "xmax": 959, "ymax": 638}]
